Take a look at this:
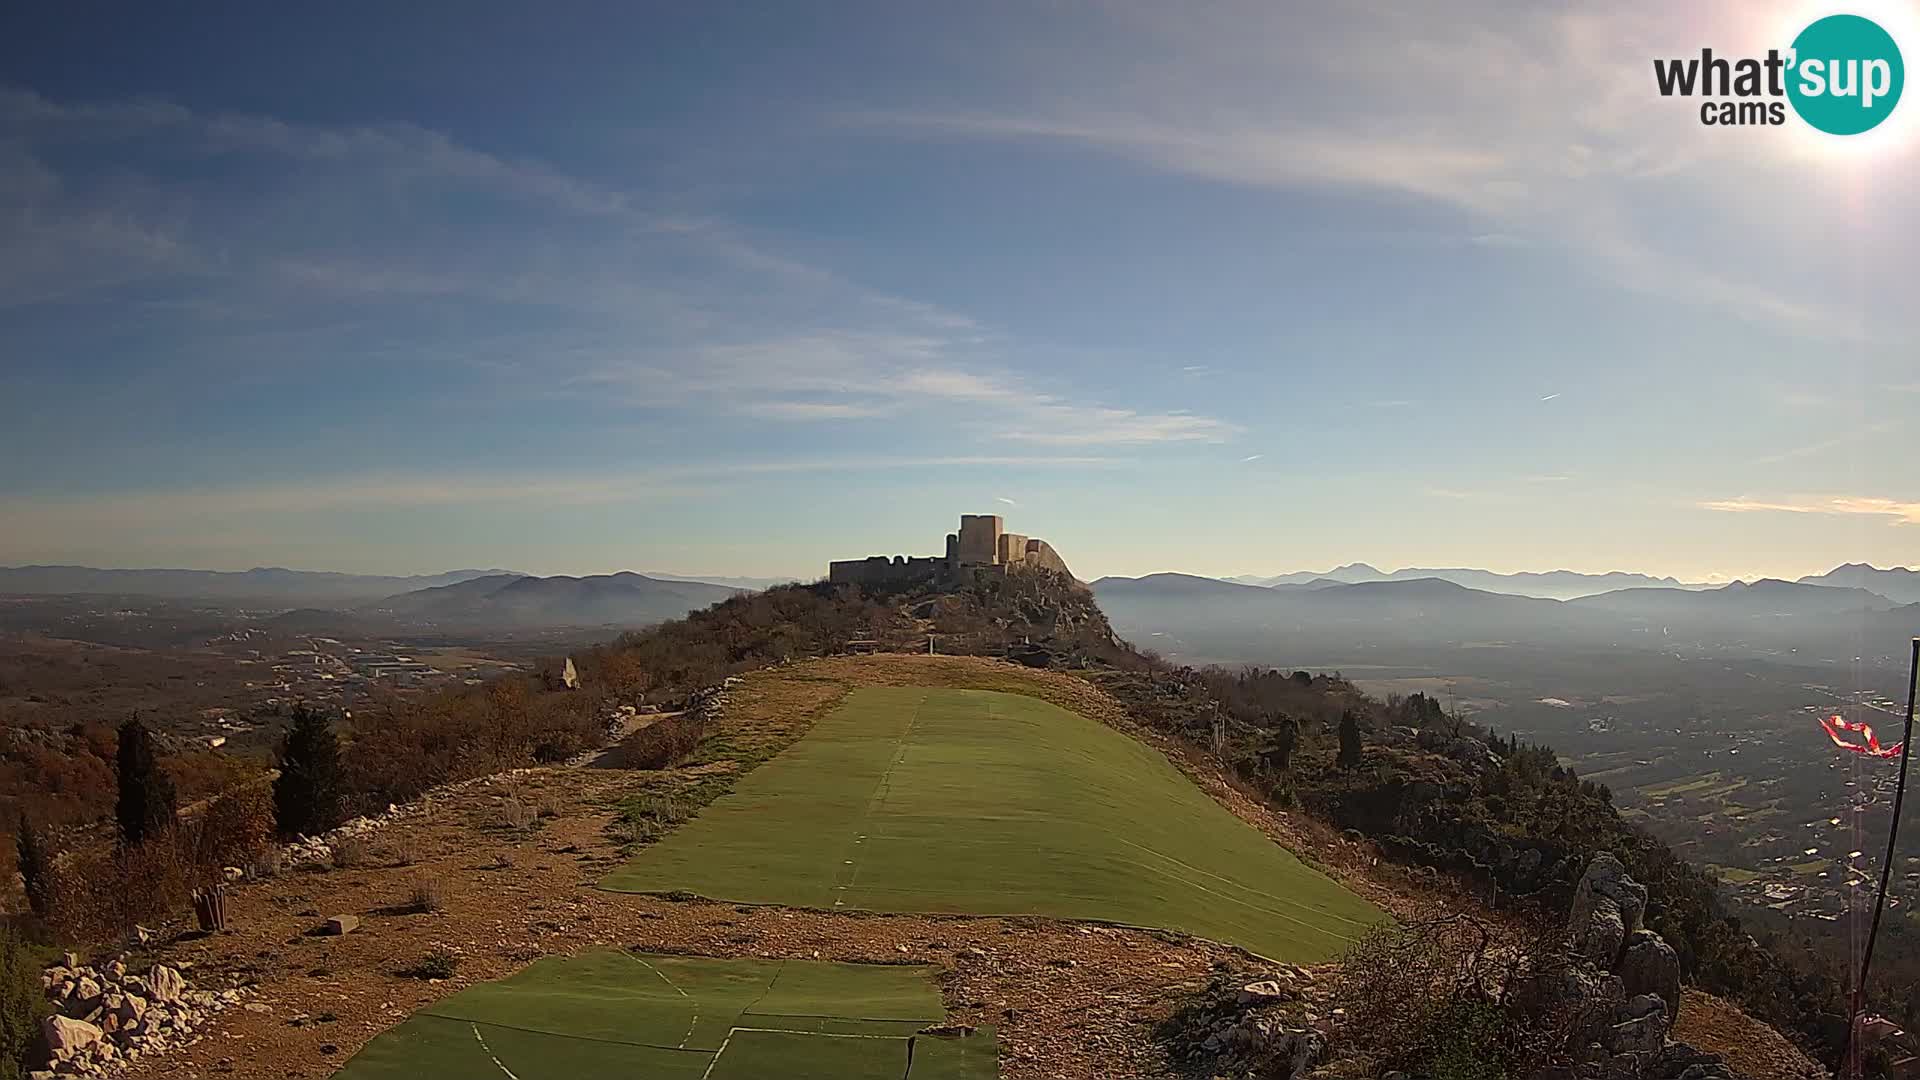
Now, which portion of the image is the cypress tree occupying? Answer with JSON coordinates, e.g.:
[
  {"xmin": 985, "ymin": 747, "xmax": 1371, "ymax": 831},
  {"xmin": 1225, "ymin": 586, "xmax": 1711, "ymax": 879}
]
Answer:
[
  {"xmin": 1337, "ymin": 709, "xmax": 1363, "ymax": 768},
  {"xmin": 274, "ymin": 705, "xmax": 344, "ymax": 837},
  {"xmin": 13, "ymin": 813, "xmax": 49, "ymax": 919},
  {"xmin": 115, "ymin": 716, "xmax": 177, "ymax": 846}
]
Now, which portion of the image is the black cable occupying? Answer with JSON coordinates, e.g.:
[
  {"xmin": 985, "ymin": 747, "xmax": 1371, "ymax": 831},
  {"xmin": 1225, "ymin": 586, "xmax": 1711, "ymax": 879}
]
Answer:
[{"xmin": 1849, "ymin": 638, "xmax": 1920, "ymax": 1078}]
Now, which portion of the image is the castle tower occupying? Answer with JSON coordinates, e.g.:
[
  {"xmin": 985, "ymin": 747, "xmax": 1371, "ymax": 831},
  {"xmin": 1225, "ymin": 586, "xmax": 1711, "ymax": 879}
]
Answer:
[{"xmin": 955, "ymin": 514, "xmax": 1003, "ymax": 565}]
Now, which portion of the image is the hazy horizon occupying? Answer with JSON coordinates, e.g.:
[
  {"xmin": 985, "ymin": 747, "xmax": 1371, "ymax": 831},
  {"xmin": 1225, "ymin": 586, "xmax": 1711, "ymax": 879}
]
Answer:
[{"xmin": 3, "ymin": 3, "xmax": 1915, "ymax": 583}]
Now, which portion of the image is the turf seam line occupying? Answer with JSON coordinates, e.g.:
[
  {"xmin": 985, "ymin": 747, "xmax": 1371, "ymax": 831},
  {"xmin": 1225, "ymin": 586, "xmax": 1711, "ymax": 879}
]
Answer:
[
  {"xmin": 415, "ymin": 1014, "xmax": 715, "ymax": 1055},
  {"xmin": 728, "ymin": 1026, "xmax": 906, "ymax": 1039},
  {"xmin": 624, "ymin": 952, "xmax": 701, "ymax": 1047},
  {"xmin": 739, "ymin": 1010, "xmax": 941, "ymax": 1023},
  {"xmin": 469, "ymin": 1022, "xmax": 523, "ymax": 1080},
  {"xmin": 831, "ymin": 690, "xmax": 925, "ymax": 907}
]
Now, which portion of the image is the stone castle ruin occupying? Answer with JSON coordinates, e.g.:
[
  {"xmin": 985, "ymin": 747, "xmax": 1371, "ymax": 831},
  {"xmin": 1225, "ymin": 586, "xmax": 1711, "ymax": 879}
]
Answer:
[{"xmin": 829, "ymin": 514, "xmax": 1073, "ymax": 588}]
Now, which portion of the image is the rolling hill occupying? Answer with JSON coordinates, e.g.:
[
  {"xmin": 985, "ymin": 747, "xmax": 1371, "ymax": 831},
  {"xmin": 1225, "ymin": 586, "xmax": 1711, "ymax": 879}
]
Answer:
[
  {"xmin": 362, "ymin": 572, "xmax": 740, "ymax": 628},
  {"xmin": 0, "ymin": 564, "xmax": 519, "ymax": 604}
]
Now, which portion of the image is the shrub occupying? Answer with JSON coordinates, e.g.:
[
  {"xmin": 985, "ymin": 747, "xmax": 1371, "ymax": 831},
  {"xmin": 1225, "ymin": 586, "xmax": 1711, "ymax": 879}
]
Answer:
[
  {"xmin": 500, "ymin": 798, "xmax": 536, "ymax": 831},
  {"xmin": 115, "ymin": 718, "xmax": 177, "ymax": 847},
  {"xmin": 274, "ymin": 706, "xmax": 344, "ymax": 837},
  {"xmin": 330, "ymin": 836, "xmax": 371, "ymax": 869},
  {"xmin": 612, "ymin": 716, "xmax": 706, "ymax": 770},
  {"xmin": 43, "ymin": 831, "xmax": 198, "ymax": 944},
  {"xmin": 400, "ymin": 945, "xmax": 460, "ymax": 980},
  {"xmin": 382, "ymin": 837, "xmax": 423, "ymax": 867},
  {"xmin": 191, "ymin": 782, "xmax": 274, "ymax": 872},
  {"xmin": 1333, "ymin": 916, "xmax": 1547, "ymax": 1079},
  {"xmin": 407, "ymin": 877, "xmax": 444, "ymax": 914},
  {"xmin": 0, "ymin": 926, "xmax": 47, "ymax": 1080}
]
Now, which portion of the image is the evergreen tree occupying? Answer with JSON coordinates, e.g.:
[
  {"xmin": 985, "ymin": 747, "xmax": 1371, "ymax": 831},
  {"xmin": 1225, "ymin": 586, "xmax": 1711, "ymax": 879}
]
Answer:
[
  {"xmin": 13, "ymin": 814, "xmax": 49, "ymax": 919},
  {"xmin": 274, "ymin": 705, "xmax": 344, "ymax": 837},
  {"xmin": 1337, "ymin": 709, "xmax": 1363, "ymax": 769},
  {"xmin": 0, "ymin": 926, "xmax": 45, "ymax": 1080},
  {"xmin": 1260, "ymin": 717, "xmax": 1299, "ymax": 773},
  {"xmin": 115, "ymin": 716, "xmax": 176, "ymax": 846}
]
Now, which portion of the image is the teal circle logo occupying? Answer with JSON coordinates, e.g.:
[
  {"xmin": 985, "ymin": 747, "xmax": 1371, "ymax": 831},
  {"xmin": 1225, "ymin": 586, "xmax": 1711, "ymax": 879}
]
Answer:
[{"xmin": 1787, "ymin": 14, "xmax": 1904, "ymax": 135}]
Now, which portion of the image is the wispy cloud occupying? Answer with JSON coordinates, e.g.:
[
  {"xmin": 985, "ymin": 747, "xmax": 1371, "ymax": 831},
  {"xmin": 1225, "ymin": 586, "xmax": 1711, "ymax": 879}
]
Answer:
[
  {"xmin": 1701, "ymin": 495, "xmax": 1920, "ymax": 526},
  {"xmin": 844, "ymin": 3, "xmax": 1896, "ymax": 341}
]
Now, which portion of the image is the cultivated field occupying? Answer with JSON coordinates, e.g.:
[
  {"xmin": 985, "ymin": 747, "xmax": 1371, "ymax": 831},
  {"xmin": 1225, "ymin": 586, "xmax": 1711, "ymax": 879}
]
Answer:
[
  {"xmin": 334, "ymin": 950, "xmax": 995, "ymax": 1079},
  {"xmin": 603, "ymin": 686, "xmax": 1386, "ymax": 961}
]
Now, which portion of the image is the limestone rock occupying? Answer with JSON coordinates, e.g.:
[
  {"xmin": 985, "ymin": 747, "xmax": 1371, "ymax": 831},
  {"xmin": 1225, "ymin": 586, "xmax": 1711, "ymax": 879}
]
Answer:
[
  {"xmin": 1617, "ymin": 930, "xmax": 1682, "ymax": 1022},
  {"xmin": 1569, "ymin": 854, "xmax": 1647, "ymax": 967},
  {"xmin": 1236, "ymin": 980, "xmax": 1293, "ymax": 1006},
  {"xmin": 1608, "ymin": 1013, "xmax": 1668, "ymax": 1055},
  {"xmin": 43, "ymin": 1015, "xmax": 102, "ymax": 1056},
  {"xmin": 146, "ymin": 965, "xmax": 185, "ymax": 1004}
]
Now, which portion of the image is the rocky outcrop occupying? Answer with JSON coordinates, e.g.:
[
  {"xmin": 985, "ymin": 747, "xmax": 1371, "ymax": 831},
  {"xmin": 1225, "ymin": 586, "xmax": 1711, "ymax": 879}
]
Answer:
[
  {"xmin": 1568, "ymin": 854, "xmax": 1647, "ymax": 969},
  {"xmin": 1159, "ymin": 966, "xmax": 1329, "ymax": 1080},
  {"xmin": 1530, "ymin": 856, "xmax": 1738, "ymax": 1080},
  {"xmin": 1617, "ymin": 931, "xmax": 1682, "ymax": 1022}
]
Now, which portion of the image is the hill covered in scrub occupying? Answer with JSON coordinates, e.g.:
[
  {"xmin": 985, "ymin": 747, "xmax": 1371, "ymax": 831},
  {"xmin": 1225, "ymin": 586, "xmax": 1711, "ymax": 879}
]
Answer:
[
  {"xmin": 572, "ymin": 570, "xmax": 1850, "ymax": 1069},
  {"xmin": 1, "ymin": 565, "xmax": 1848, "ymax": 1079}
]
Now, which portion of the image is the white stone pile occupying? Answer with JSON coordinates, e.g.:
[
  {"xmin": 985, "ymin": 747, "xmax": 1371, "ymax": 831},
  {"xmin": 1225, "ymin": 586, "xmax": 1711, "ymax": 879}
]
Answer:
[
  {"xmin": 225, "ymin": 801, "xmax": 410, "ymax": 878},
  {"xmin": 35, "ymin": 954, "xmax": 250, "ymax": 1078}
]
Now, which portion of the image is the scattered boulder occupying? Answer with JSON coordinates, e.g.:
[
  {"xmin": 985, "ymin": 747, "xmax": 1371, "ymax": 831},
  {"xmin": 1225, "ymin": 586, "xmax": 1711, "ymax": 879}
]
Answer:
[
  {"xmin": 43, "ymin": 1015, "xmax": 102, "ymax": 1056},
  {"xmin": 1237, "ymin": 980, "xmax": 1294, "ymax": 1006},
  {"xmin": 146, "ymin": 965, "xmax": 185, "ymax": 1004},
  {"xmin": 321, "ymin": 914, "xmax": 361, "ymax": 936}
]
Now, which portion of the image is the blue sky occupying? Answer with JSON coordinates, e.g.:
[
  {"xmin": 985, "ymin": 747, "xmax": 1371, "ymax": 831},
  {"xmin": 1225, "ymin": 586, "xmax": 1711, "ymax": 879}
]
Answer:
[{"xmin": 2, "ymin": 1, "xmax": 1916, "ymax": 582}]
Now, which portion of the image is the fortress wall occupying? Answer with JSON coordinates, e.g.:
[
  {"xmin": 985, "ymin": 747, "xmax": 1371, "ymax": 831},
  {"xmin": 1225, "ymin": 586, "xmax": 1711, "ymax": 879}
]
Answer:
[
  {"xmin": 828, "ymin": 555, "xmax": 948, "ymax": 588},
  {"xmin": 1022, "ymin": 539, "xmax": 1072, "ymax": 577}
]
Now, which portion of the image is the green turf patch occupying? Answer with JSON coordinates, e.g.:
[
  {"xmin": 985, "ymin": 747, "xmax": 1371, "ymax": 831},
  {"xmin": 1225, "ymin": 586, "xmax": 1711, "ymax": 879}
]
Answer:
[
  {"xmin": 908, "ymin": 1029, "xmax": 1002, "ymax": 1079},
  {"xmin": 333, "ymin": 951, "xmax": 994, "ymax": 1079},
  {"xmin": 707, "ymin": 1029, "xmax": 909, "ymax": 1080},
  {"xmin": 603, "ymin": 686, "xmax": 1388, "ymax": 961}
]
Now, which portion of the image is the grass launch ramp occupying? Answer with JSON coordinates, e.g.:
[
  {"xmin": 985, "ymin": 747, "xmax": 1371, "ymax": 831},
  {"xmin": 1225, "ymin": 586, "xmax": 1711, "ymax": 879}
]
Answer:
[
  {"xmin": 333, "ymin": 951, "xmax": 995, "ymax": 1079},
  {"xmin": 604, "ymin": 686, "xmax": 1387, "ymax": 961}
]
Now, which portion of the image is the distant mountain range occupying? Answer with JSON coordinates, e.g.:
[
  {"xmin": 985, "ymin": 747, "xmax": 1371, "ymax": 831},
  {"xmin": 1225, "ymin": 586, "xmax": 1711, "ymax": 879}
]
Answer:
[
  {"xmin": 1797, "ymin": 563, "xmax": 1920, "ymax": 605},
  {"xmin": 1093, "ymin": 571, "xmax": 1917, "ymax": 670},
  {"xmin": 0, "ymin": 564, "xmax": 787, "ymax": 610},
  {"xmin": 357, "ymin": 572, "xmax": 740, "ymax": 628},
  {"xmin": 1223, "ymin": 563, "xmax": 1695, "ymax": 600},
  {"xmin": 0, "ymin": 565, "xmax": 521, "ymax": 605},
  {"xmin": 642, "ymin": 572, "xmax": 801, "ymax": 591}
]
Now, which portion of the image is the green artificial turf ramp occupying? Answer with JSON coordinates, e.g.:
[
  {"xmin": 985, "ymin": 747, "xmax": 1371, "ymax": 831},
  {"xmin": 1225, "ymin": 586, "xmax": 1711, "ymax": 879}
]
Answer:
[
  {"xmin": 604, "ymin": 686, "xmax": 1388, "ymax": 961},
  {"xmin": 332, "ymin": 951, "xmax": 995, "ymax": 1079},
  {"xmin": 707, "ymin": 1030, "xmax": 909, "ymax": 1080}
]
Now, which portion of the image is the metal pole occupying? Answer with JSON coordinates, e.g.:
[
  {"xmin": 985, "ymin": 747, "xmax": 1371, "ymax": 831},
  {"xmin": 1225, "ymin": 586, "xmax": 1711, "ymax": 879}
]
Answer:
[{"xmin": 1850, "ymin": 638, "xmax": 1920, "ymax": 1077}]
